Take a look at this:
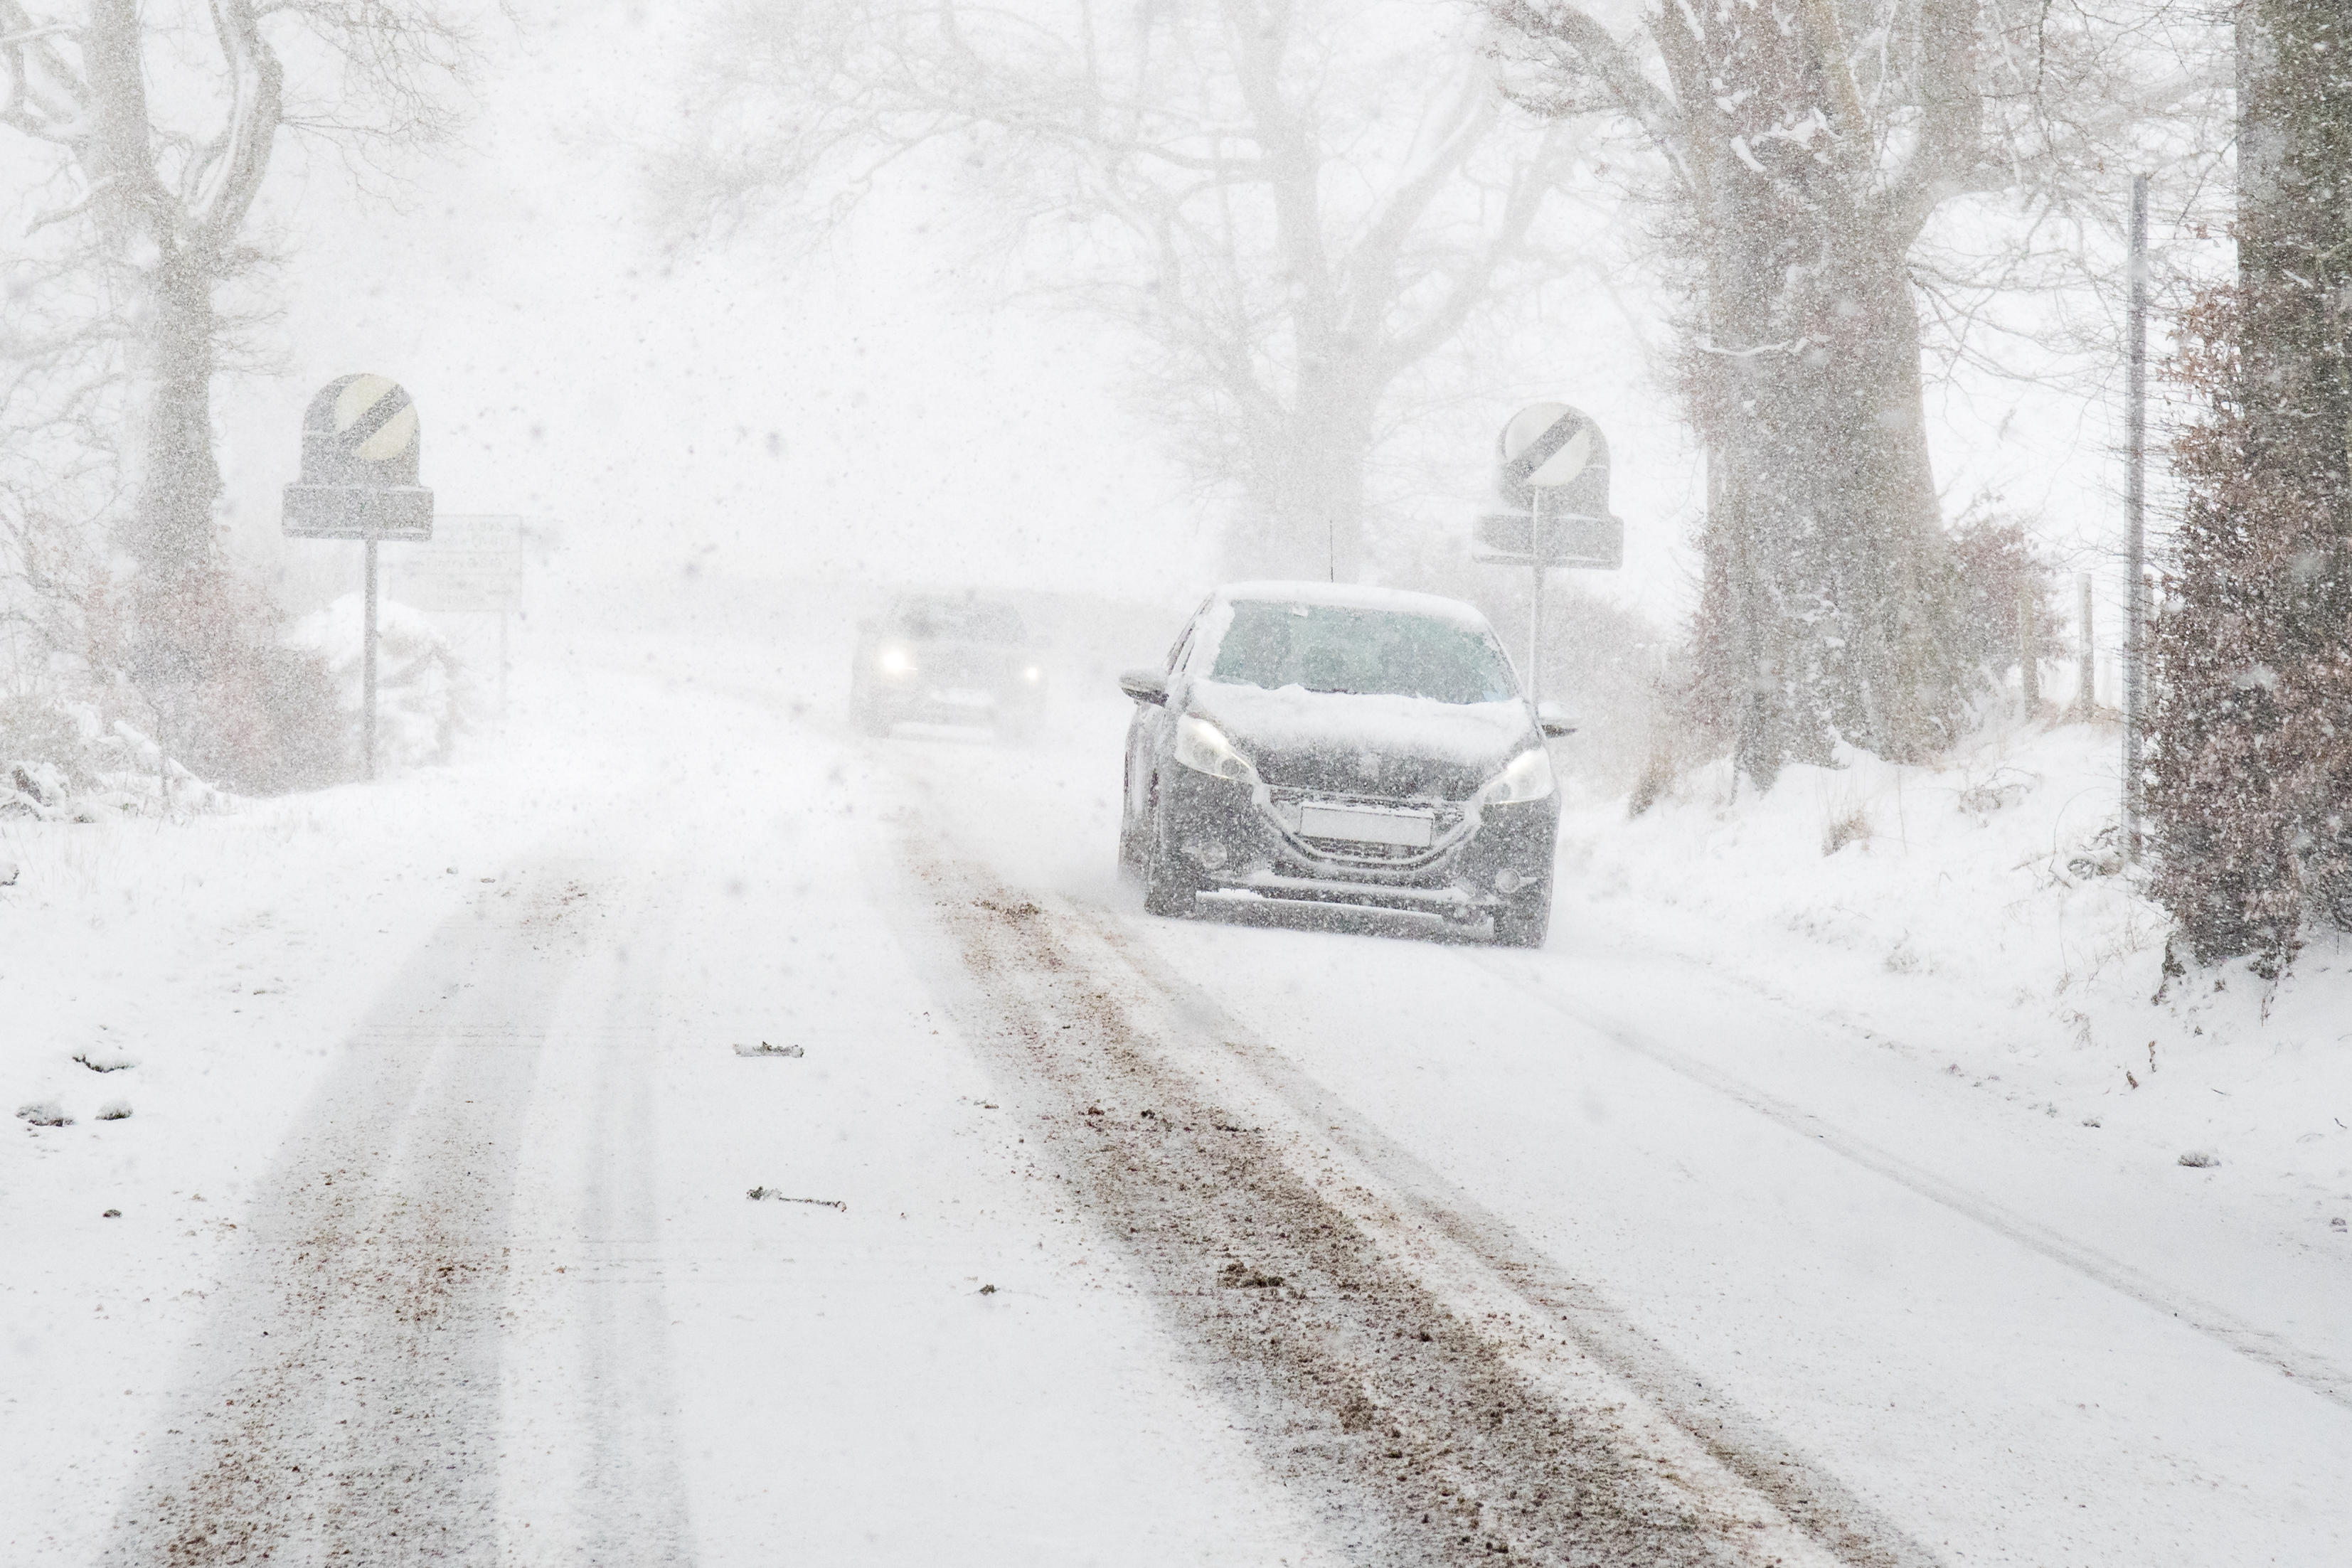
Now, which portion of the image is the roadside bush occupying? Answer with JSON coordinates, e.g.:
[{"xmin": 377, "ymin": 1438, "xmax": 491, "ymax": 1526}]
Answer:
[
  {"xmin": 119, "ymin": 566, "xmax": 346, "ymax": 796},
  {"xmin": 6, "ymin": 550, "xmax": 347, "ymax": 806},
  {"xmin": 285, "ymin": 593, "xmax": 475, "ymax": 770},
  {"xmin": 1944, "ymin": 508, "xmax": 2064, "ymax": 707}
]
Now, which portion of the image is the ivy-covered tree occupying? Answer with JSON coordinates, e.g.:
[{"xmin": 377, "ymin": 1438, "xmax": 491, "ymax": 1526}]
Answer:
[
  {"xmin": 2148, "ymin": 0, "xmax": 2352, "ymax": 967},
  {"xmin": 1489, "ymin": 1, "xmax": 2210, "ymax": 782}
]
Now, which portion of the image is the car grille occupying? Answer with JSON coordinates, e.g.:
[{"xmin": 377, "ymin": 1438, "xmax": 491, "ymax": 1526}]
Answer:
[{"xmin": 1264, "ymin": 787, "xmax": 1471, "ymax": 870}]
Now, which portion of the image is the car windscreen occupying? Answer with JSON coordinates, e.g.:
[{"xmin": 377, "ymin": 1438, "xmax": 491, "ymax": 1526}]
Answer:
[
  {"xmin": 1207, "ymin": 601, "xmax": 1518, "ymax": 704},
  {"xmin": 895, "ymin": 598, "xmax": 1027, "ymax": 644}
]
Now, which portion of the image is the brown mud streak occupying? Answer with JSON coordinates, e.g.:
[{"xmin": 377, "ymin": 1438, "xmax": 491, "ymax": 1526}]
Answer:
[
  {"xmin": 908, "ymin": 838, "xmax": 1905, "ymax": 1568},
  {"xmin": 104, "ymin": 870, "xmax": 598, "ymax": 1567}
]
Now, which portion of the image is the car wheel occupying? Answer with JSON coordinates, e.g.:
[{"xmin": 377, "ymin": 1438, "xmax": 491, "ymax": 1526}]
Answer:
[
  {"xmin": 1141, "ymin": 796, "xmax": 1200, "ymax": 919},
  {"xmin": 1492, "ymin": 887, "xmax": 1551, "ymax": 949}
]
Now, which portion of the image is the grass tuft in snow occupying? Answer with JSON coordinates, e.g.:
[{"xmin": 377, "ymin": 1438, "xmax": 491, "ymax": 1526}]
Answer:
[
  {"xmin": 1821, "ymin": 806, "xmax": 1873, "ymax": 856},
  {"xmin": 733, "ymin": 1040, "xmax": 803, "ymax": 1057},
  {"xmin": 16, "ymin": 1099, "xmax": 71, "ymax": 1127},
  {"xmin": 96, "ymin": 1100, "xmax": 132, "ymax": 1121}
]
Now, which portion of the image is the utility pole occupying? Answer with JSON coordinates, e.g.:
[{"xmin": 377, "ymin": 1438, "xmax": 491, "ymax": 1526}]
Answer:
[
  {"xmin": 2018, "ymin": 581, "xmax": 2040, "ymax": 710},
  {"xmin": 2075, "ymin": 572, "xmax": 2095, "ymax": 718},
  {"xmin": 2123, "ymin": 174, "xmax": 2149, "ymax": 853}
]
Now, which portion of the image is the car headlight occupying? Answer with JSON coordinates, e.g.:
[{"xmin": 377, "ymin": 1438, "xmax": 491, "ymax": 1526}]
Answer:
[
  {"xmin": 1173, "ymin": 714, "xmax": 1257, "ymax": 784},
  {"xmin": 877, "ymin": 645, "xmax": 915, "ymax": 676},
  {"xmin": 1021, "ymin": 665, "xmax": 1043, "ymax": 683},
  {"xmin": 1481, "ymin": 745, "xmax": 1555, "ymax": 806}
]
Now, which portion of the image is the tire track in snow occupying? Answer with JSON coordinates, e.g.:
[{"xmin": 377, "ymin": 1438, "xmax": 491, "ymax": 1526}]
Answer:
[
  {"xmin": 499, "ymin": 897, "xmax": 698, "ymax": 1566},
  {"xmin": 98, "ymin": 863, "xmax": 689, "ymax": 1566},
  {"xmin": 1457, "ymin": 951, "xmax": 2352, "ymax": 1414},
  {"xmin": 890, "ymin": 830, "xmax": 1935, "ymax": 1568}
]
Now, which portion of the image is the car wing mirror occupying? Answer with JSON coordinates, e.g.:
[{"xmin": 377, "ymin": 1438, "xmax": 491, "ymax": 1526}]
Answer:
[
  {"xmin": 1535, "ymin": 701, "xmax": 1577, "ymax": 738},
  {"xmin": 1118, "ymin": 668, "xmax": 1169, "ymax": 706}
]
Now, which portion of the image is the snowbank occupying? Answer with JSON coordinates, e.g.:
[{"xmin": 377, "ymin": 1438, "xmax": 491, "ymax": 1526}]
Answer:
[{"xmin": 1559, "ymin": 715, "xmax": 2352, "ymax": 1227}]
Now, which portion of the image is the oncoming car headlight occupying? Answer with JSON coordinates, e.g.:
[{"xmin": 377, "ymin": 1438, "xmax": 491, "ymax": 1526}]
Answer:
[
  {"xmin": 1021, "ymin": 664, "xmax": 1043, "ymax": 683},
  {"xmin": 877, "ymin": 644, "xmax": 916, "ymax": 676},
  {"xmin": 1173, "ymin": 715, "xmax": 1257, "ymax": 784},
  {"xmin": 1481, "ymin": 745, "xmax": 1555, "ymax": 806}
]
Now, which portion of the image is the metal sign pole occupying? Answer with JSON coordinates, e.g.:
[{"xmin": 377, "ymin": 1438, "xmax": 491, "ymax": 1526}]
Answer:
[
  {"xmin": 1529, "ymin": 492, "xmax": 1546, "ymax": 705},
  {"xmin": 2123, "ymin": 172, "xmax": 2149, "ymax": 853},
  {"xmin": 363, "ymin": 535, "xmax": 379, "ymax": 781}
]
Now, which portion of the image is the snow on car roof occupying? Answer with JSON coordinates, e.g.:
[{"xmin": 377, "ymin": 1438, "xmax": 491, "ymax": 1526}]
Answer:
[{"xmin": 1213, "ymin": 580, "xmax": 1494, "ymax": 629}]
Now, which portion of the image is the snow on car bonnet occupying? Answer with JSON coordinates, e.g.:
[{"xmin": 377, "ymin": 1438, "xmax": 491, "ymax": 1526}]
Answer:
[{"xmin": 1190, "ymin": 683, "xmax": 1532, "ymax": 772}]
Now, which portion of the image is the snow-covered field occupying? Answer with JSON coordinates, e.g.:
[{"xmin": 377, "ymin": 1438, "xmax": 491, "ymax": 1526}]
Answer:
[{"xmin": 6, "ymin": 577, "xmax": 2350, "ymax": 1564}]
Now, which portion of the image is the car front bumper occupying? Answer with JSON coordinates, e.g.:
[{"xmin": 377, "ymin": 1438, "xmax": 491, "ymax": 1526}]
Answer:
[{"xmin": 1157, "ymin": 767, "xmax": 1558, "ymax": 919}]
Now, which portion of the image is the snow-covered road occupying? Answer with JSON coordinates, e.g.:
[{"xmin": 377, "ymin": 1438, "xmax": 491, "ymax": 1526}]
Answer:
[
  {"xmin": 879, "ymin": 689, "xmax": 2352, "ymax": 1567},
  {"xmin": 9, "ymin": 592, "xmax": 2351, "ymax": 1566}
]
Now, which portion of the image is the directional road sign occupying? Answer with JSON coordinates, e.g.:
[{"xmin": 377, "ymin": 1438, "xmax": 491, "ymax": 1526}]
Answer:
[{"xmin": 387, "ymin": 515, "xmax": 524, "ymax": 614}]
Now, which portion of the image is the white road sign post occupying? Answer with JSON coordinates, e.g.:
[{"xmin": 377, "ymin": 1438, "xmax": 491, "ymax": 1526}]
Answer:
[
  {"xmin": 282, "ymin": 375, "xmax": 435, "ymax": 779},
  {"xmin": 1475, "ymin": 402, "xmax": 1625, "ymax": 704}
]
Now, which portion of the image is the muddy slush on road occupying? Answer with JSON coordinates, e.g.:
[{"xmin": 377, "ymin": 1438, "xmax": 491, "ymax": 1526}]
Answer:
[{"xmin": 895, "ymin": 823, "xmax": 1937, "ymax": 1568}]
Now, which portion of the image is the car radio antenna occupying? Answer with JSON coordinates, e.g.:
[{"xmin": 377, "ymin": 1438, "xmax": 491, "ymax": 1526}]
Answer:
[{"xmin": 1327, "ymin": 517, "xmax": 1335, "ymax": 582}]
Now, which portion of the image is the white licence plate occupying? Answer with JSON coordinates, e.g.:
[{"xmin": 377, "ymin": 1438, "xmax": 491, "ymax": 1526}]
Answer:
[
  {"xmin": 1299, "ymin": 804, "xmax": 1434, "ymax": 848},
  {"xmin": 935, "ymin": 687, "xmax": 995, "ymax": 709}
]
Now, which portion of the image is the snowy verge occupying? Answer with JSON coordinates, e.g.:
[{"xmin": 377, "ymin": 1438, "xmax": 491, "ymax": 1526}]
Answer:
[
  {"xmin": 0, "ymin": 636, "xmax": 644, "ymax": 1564},
  {"xmin": 3, "ymin": 700, "xmax": 233, "ymax": 821},
  {"xmin": 1556, "ymin": 714, "xmax": 2352, "ymax": 1234}
]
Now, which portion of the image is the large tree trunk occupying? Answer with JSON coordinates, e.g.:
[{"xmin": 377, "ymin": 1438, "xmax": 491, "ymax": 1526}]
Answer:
[
  {"xmin": 1671, "ymin": 0, "xmax": 1962, "ymax": 785},
  {"xmin": 60, "ymin": 0, "xmax": 282, "ymax": 587},
  {"xmin": 1688, "ymin": 166, "xmax": 1957, "ymax": 782},
  {"xmin": 132, "ymin": 249, "xmax": 227, "ymax": 581}
]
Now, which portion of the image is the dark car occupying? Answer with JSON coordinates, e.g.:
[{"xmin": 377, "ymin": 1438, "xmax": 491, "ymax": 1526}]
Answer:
[
  {"xmin": 1117, "ymin": 582, "xmax": 1570, "ymax": 946},
  {"xmin": 851, "ymin": 592, "xmax": 1047, "ymax": 737}
]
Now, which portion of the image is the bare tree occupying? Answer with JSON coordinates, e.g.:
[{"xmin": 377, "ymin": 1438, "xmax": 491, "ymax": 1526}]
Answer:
[
  {"xmin": 1, "ymin": 0, "xmax": 468, "ymax": 586},
  {"xmin": 677, "ymin": 0, "xmax": 1590, "ymax": 580},
  {"xmin": 1487, "ymin": 0, "xmax": 2213, "ymax": 778}
]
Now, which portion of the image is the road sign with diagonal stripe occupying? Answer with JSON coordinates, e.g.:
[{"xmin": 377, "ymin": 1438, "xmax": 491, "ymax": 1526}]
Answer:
[
  {"xmin": 280, "ymin": 373, "xmax": 439, "ymax": 779},
  {"xmin": 1479, "ymin": 402, "xmax": 1622, "ymax": 568},
  {"xmin": 282, "ymin": 374, "xmax": 434, "ymax": 541}
]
